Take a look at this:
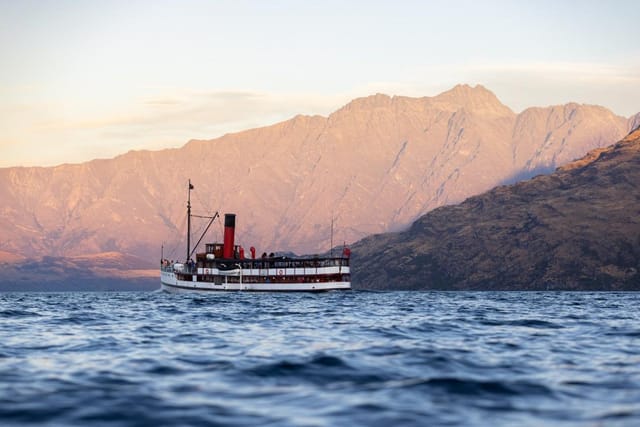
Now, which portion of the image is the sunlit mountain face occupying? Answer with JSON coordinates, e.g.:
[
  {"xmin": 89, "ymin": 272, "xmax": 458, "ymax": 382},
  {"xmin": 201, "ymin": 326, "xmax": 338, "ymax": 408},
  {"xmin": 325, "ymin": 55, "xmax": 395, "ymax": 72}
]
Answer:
[{"xmin": 0, "ymin": 85, "xmax": 637, "ymax": 279}]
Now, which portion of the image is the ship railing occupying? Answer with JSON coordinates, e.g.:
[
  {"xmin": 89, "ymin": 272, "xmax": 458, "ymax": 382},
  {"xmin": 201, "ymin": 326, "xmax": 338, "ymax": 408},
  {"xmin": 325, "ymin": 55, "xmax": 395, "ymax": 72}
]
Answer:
[
  {"xmin": 183, "ymin": 264, "xmax": 197, "ymax": 274},
  {"xmin": 199, "ymin": 257, "xmax": 349, "ymax": 270},
  {"xmin": 160, "ymin": 262, "xmax": 198, "ymax": 274}
]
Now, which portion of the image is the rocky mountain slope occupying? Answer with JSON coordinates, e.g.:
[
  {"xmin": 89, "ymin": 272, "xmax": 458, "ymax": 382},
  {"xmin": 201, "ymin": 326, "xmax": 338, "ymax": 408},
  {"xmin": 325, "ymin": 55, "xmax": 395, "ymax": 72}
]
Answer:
[
  {"xmin": 0, "ymin": 85, "xmax": 638, "ymax": 272},
  {"xmin": 351, "ymin": 128, "xmax": 640, "ymax": 290}
]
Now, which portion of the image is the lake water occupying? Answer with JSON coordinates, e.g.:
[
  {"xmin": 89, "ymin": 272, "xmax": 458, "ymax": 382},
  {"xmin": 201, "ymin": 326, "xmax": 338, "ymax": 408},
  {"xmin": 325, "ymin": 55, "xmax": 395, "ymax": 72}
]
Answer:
[{"xmin": 1, "ymin": 291, "xmax": 639, "ymax": 426}]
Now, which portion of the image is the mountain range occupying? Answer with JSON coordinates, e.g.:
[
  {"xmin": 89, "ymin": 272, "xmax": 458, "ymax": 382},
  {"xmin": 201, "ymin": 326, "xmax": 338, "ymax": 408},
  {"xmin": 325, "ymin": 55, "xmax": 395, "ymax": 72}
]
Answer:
[
  {"xmin": 351, "ymin": 127, "xmax": 640, "ymax": 290},
  {"xmin": 0, "ymin": 84, "xmax": 638, "ymax": 288}
]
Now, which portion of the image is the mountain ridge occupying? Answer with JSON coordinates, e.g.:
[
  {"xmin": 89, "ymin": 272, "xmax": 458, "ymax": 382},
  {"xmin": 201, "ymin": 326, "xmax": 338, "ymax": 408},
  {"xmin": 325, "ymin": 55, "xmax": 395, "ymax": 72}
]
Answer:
[{"xmin": 0, "ymin": 85, "xmax": 638, "ymax": 283}]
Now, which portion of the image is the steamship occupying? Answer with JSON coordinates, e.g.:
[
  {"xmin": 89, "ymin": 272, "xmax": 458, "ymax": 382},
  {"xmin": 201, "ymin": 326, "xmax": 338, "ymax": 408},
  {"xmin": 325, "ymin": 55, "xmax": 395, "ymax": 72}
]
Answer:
[{"xmin": 160, "ymin": 181, "xmax": 351, "ymax": 293}]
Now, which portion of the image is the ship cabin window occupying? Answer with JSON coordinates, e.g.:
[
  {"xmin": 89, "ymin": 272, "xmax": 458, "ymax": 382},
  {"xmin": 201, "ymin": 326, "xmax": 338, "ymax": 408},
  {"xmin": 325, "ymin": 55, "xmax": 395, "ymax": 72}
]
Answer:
[{"xmin": 205, "ymin": 243, "xmax": 224, "ymax": 259}]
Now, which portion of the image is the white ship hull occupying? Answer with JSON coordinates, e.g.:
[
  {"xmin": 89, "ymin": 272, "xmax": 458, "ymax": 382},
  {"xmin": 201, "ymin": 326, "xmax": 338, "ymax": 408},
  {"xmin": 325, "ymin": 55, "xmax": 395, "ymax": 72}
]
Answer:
[{"xmin": 161, "ymin": 270, "xmax": 350, "ymax": 293}]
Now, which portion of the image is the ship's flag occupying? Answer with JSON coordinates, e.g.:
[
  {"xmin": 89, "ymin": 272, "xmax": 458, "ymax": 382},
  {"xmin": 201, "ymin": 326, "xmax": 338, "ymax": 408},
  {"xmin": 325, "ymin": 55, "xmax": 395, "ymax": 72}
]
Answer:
[{"xmin": 189, "ymin": 182, "xmax": 194, "ymax": 190}]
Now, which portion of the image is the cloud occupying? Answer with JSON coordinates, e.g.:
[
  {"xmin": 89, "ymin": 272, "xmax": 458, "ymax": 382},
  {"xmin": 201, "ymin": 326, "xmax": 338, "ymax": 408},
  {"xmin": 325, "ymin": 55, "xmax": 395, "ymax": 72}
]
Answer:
[
  {"xmin": 470, "ymin": 61, "xmax": 640, "ymax": 84},
  {"xmin": 2, "ymin": 66, "xmax": 638, "ymax": 168},
  {"xmin": 144, "ymin": 98, "xmax": 182, "ymax": 106},
  {"xmin": 455, "ymin": 61, "xmax": 640, "ymax": 116},
  {"xmin": 48, "ymin": 90, "xmax": 340, "ymax": 131},
  {"xmin": 0, "ymin": 88, "xmax": 349, "ymax": 167}
]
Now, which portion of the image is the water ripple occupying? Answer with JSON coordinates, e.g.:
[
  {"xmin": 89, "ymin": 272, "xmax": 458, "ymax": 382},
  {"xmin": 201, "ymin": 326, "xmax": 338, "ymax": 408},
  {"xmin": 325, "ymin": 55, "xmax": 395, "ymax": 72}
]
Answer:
[{"xmin": 1, "ymin": 291, "xmax": 639, "ymax": 426}]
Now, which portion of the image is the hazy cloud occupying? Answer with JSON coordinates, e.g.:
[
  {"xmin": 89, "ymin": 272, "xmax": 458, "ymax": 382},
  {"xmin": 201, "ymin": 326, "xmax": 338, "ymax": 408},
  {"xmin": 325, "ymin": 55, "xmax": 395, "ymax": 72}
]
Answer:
[
  {"xmin": 2, "ymin": 61, "xmax": 639, "ymax": 168},
  {"xmin": 0, "ymin": 89, "xmax": 347, "ymax": 167},
  {"xmin": 459, "ymin": 61, "xmax": 640, "ymax": 116}
]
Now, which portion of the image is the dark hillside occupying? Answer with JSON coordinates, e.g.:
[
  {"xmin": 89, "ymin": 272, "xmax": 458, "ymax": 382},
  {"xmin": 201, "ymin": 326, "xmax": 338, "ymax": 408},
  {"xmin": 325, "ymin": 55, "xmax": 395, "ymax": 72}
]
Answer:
[{"xmin": 352, "ymin": 128, "xmax": 640, "ymax": 290}]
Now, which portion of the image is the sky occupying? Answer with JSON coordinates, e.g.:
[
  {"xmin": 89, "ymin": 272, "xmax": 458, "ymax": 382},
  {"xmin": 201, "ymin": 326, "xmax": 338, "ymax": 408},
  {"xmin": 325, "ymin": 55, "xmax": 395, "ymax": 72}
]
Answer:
[{"xmin": 1, "ymin": 0, "xmax": 639, "ymax": 167}]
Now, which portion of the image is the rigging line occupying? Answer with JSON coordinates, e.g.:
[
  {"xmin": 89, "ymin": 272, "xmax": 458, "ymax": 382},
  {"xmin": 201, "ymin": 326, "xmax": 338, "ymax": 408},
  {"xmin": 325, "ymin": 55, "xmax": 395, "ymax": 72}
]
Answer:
[
  {"xmin": 190, "ymin": 212, "xmax": 220, "ymax": 259},
  {"xmin": 218, "ymin": 217, "xmax": 225, "ymax": 242},
  {"xmin": 165, "ymin": 233, "xmax": 182, "ymax": 261},
  {"xmin": 168, "ymin": 211, "xmax": 187, "ymax": 239},
  {"xmin": 164, "ymin": 180, "xmax": 208, "ymax": 262},
  {"xmin": 190, "ymin": 181, "xmax": 217, "ymax": 221},
  {"xmin": 189, "ymin": 219, "xmax": 207, "ymax": 252},
  {"xmin": 187, "ymin": 208, "xmax": 222, "ymax": 255},
  {"xmin": 165, "ymin": 210, "xmax": 188, "ymax": 261},
  {"xmin": 165, "ymin": 238, "xmax": 181, "ymax": 261},
  {"xmin": 210, "ymin": 213, "xmax": 223, "ymax": 242},
  {"xmin": 194, "ymin": 185, "xmax": 213, "ymax": 216}
]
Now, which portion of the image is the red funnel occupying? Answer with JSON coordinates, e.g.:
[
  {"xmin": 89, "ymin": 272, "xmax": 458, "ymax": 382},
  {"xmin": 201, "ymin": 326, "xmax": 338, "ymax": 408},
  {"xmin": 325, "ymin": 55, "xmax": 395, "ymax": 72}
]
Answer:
[{"xmin": 223, "ymin": 214, "xmax": 236, "ymax": 258}]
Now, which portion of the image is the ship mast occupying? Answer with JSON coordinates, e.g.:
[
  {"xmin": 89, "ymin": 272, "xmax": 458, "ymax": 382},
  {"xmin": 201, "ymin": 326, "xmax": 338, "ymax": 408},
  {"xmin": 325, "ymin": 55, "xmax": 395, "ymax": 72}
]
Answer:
[{"xmin": 186, "ymin": 179, "xmax": 193, "ymax": 262}]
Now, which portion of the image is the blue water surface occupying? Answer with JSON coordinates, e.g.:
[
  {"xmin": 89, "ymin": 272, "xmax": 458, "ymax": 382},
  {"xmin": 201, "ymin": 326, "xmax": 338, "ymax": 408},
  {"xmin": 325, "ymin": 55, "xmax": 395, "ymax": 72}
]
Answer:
[{"xmin": 1, "ymin": 291, "xmax": 639, "ymax": 426}]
